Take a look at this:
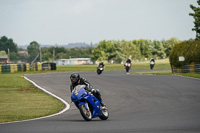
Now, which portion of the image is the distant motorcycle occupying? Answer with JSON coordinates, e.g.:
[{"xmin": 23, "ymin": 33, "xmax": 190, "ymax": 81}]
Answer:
[
  {"xmin": 124, "ymin": 63, "xmax": 131, "ymax": 74},
  {"xmin": 97, "ymin": 65, "xmax": 104, "ymax": 75},
  {"xmin": 71, "ymin": 85, "xmax": 109, "ymax": 121},
  {"xmin": 150, "ymin": 59, "xmax": 155, "ymax": 70}
]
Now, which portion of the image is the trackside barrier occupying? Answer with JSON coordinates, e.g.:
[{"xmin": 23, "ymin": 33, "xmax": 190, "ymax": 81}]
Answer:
[
  {"xmin": 171, "ymin": 62, "xmax": 200, "ymax": 74},
  {"xmin": 195, "ymin": 64, "xmax": 200, "ymax": 74},
  {"xmin": 26, "ymin": 63, "xmax": 29, "ymax": 71},
  {"xmin": 0, "ymin": 62, "xmax": 55, "ymax": 74},
  {"xmin": 37, "ymin": 62, "xmax": 42, "ymax": 71},
  {"xmin": 17, "ymin": 64, "xmax": 21, "ymax": 72},
  {"xmin": 34, "ymin": 63, "xmax": 37, "ymax": 71},
  {"xmin": 1, "ymin": 64, "xmax": 10, "ymax": 73},
  {"xmin": 10, "ymin": 64, "xmax": 18, "ymax": 73},
  {"xmin": 42, "ymin": 63, "xmax": 56, "ymax": 70},
  {"xmin": 42, "ymin": 63, "xmax": 50, "ymax": 70},
  {"xmin": 31, "ymin": 63, "xmax": 35, "ymax": 71}
]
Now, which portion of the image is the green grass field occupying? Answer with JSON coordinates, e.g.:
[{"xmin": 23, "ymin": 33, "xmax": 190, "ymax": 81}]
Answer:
[
  {"xmin": 0, "ymin": 73, "xmax": 65, "ymax": 123},
  {"xmin": 0, "ymin": 58, "xmax": 199, "ymax": 123}
]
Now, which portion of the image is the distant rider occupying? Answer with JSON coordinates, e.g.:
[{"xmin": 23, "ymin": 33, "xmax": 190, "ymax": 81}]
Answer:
[
  {"xmin": 124, "ymin": 58, "xmax": 132, "ymax": 73},
  {"xmin": 124, "ymin": 58, "xmax": 132, "ymax": 67},
  {"xmin": 98, "ymin": 61, "xmax": 105, "ymax": 69},
  {"xmin": 126, "ymin": 58, "xmax": 131, "ymax": 64},
  {"xmin": 70, "ymin": 73, "xmax": 106, "ymax": 107},
  {"xmin": 150, "ymin": 58, "xmax": 155, "ymax": 70}
]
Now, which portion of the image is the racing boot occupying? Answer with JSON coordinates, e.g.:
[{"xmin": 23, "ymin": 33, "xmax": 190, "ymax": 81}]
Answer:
[
  {"xmin": 92, "ymin": 89, "xmax": 107, "ymax": 109},
  {"xmin": 100, "ymin": 100, "xmax": 107, "ymax": 110}
]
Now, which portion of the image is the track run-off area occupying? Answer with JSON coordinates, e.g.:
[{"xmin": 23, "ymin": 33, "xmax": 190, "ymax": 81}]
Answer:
[{"xmin": 1, "ymin": 70, "xmax": 200, "ymax": 133}]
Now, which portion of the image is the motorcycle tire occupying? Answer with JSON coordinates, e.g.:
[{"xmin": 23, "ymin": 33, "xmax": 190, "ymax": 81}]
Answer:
[
  {"xmin": 79, "ymin": 104, "xmax": 92, "ymax": 121},
  {"xmin": 126, "ymin": 67, "xmax": 129, "ymax": 72},
  {"xmin": 97, "ymin": 69, "xmax": 102, "ymax": 75},
  {"xmin": 99, "ymin": 107, "xmax": 109, "ymax": 120}
]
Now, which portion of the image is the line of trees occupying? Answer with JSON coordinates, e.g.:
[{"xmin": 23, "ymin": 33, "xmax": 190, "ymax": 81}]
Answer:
[
  {"xmin": 25, "ymin": 37, "xmax": 181, "ymax": 63},
  {"xmin": 41, "ymin": 46, "xmax": 93, "ymax": 61},
  {"xmin": 0, "ymin": 35, "xmax": 181, "ymax": 64},
  {"xmin": 91, "ymin": 38, "xmax": 181, "ymax": 63},
  {"xmin": 0, "ymin": 36, "xmax": 93, "ymax": 63}
]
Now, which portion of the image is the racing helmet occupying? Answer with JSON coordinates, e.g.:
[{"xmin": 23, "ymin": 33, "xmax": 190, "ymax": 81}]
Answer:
[{"xmin": 70, "ymin": 73, "xmax": 80, "ymax": 83}]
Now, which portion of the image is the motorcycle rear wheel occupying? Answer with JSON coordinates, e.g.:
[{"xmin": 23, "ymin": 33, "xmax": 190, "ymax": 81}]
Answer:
[{"xmin": 79, "ymin": 104, "xmax": 92, "ymax": 121}]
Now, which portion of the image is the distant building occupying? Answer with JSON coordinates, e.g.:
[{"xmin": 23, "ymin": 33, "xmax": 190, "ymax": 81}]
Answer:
[
  {"xmin": 54, "ymin": 58, "xmax": 92, "ymax": 65},
  {"xmin": 0, "ymin": 55, "xmax": 8, "ymax": 64},
  {"xmin": 18, "ymin": 50, "xmax": 28, "ymax": 55}
]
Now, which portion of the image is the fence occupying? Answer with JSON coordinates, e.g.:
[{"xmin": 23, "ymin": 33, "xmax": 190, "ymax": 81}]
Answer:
[
  {"xmin": 171, "ymin": 62, "xmax": 200, "ymax": 74},
  {"xmin": 0, "ymin": 62, "xmax": 56, "ymax": 74}
]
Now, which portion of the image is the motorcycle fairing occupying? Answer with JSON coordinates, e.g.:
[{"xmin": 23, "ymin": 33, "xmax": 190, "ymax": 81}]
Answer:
[{"xmin": 71, "ymin": 85, "xmax": 102, "ymax": 118}]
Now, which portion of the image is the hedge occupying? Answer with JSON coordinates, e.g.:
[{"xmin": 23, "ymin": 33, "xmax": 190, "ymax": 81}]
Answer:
[{"xmin": 169, "ymin": 40, "xmax": 200, "ymax": 67}]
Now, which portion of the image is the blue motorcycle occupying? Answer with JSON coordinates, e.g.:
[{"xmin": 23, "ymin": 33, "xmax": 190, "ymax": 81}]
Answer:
[{"xmin": 71, "ymin": 85, "xmax": 109, "ymax": 121}]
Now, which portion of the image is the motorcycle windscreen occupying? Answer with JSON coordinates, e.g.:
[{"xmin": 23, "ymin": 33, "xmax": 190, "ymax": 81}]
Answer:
[
  {"xmin": 71, "ymin": 85, "xmax": 86, "ymax": 101},
  {"xmin": 73, "ymin": 85, "xmax": 86, "ymax": 93}
]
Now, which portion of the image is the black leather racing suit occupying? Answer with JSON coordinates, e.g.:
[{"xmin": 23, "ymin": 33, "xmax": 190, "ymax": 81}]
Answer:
[{"xmin": 98, "ymin": 62, "xmax": 105, "ymax": 68}]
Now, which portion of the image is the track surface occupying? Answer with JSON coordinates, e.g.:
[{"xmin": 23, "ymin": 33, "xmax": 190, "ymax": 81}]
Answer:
[{"xmin": 1, "ymin": 71, "xmax": 200, "ymax": 133}]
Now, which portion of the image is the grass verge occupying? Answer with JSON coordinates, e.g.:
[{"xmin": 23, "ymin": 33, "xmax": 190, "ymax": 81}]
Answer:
[
  {"xmin": 132, "ymin": 70, "xmax": 172, "ymax": 75},
  {"xmin": 176, "ymin": 73, "xmax": 200, "ymax": 79},
  {"xmin": 0, "ymin": 73, "xmax": 65, "ymax": 123}
]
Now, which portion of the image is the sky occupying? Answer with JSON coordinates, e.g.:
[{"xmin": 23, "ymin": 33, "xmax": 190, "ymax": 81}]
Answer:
[{"xmin": 0, "ymin": 0, "xmax": 198, "ymax": 46}]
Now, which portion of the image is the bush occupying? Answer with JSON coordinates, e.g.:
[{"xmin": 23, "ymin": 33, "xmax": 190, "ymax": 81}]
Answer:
[{"xmin": 169, "ymin": 40, "xmax": 200, "ymax": 67}]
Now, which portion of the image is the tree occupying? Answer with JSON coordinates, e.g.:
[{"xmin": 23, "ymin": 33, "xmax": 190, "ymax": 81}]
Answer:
[
  {"xmin": 153, "ymin": 40, "xmax": 166, "ymax": 58},
  {"xmin": 91, "ymin": 40, "xmax": 114, "ymax": 61},
  {"xmin": 164, "ymin": 37, "xmax": 181, "ymax": 57},
  {"xmin": 111, "ymin": 42, "xmax": 126, "ymax": 63},
  {"xmin": 0, "ymin": 51, "xmax": 7, "ymax": 56},
  {"xmin": 0, "ymin": 36, "xmax": 18, "ymax": 53},
  {"xmin": 189, "ymin": 0, "xmax": 200, "ymax": 40},
  {"xmin": 18, "ymin": 52, "xmax": 30, "ymax": 63},
  {"xmin": 27, "ymin": 41, "xmax": 40, "ymax": 62},
  {"xmin": 121, "ymin": 40, "xmax": 141, "ymax": 59},
  {"xmin": 0, "ymin": 36, "xmax": 18, "ymax": 62},
  {"xmin": 134, "ymin": 39, "xmax": 151, "ymax": 58}
]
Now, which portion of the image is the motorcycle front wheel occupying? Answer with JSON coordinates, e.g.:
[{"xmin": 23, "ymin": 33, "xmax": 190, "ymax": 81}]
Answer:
[
  {"xmin": 79, "ymin": 103, "xmax": 92, "ymax": 121},
  {"xmin": 97, "ymin": 69, "xmax": 102, "ymax": 74},
  {"xmin": 126, "ymin": 67, "xmax": 130, "ymax": 72},
  {"xmin": 99, "ymin": 107, "xmax": 109, "ymax": 120}
]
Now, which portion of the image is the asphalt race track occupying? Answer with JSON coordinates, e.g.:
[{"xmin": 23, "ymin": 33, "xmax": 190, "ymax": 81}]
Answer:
[{"xmin": 1, "ymin": 71, "xmax": 200, "ymax": 133}]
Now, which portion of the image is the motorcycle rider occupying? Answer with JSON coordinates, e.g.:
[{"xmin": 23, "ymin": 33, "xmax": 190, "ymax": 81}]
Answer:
[
  {"xmin": 124, "ymin": 58, "xmax": 132, "ymax": 67},
  {"xmin": 124, "ymin": 58, "xmax": 132, "ymax": 74},
  {"xmin": 150, "ymin": 58, "xmax": 155, "ymax": 70},
  {"xmin": 70, "ymin": 73, "xmax": 106, "ymax": 108},
  {"xmin": 126, "ymin": 58, "xmax": 131, "ymax": 64},
  {"xmin": 98, "ymin": 61, "xmax": 105, "ymax": 68}
]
